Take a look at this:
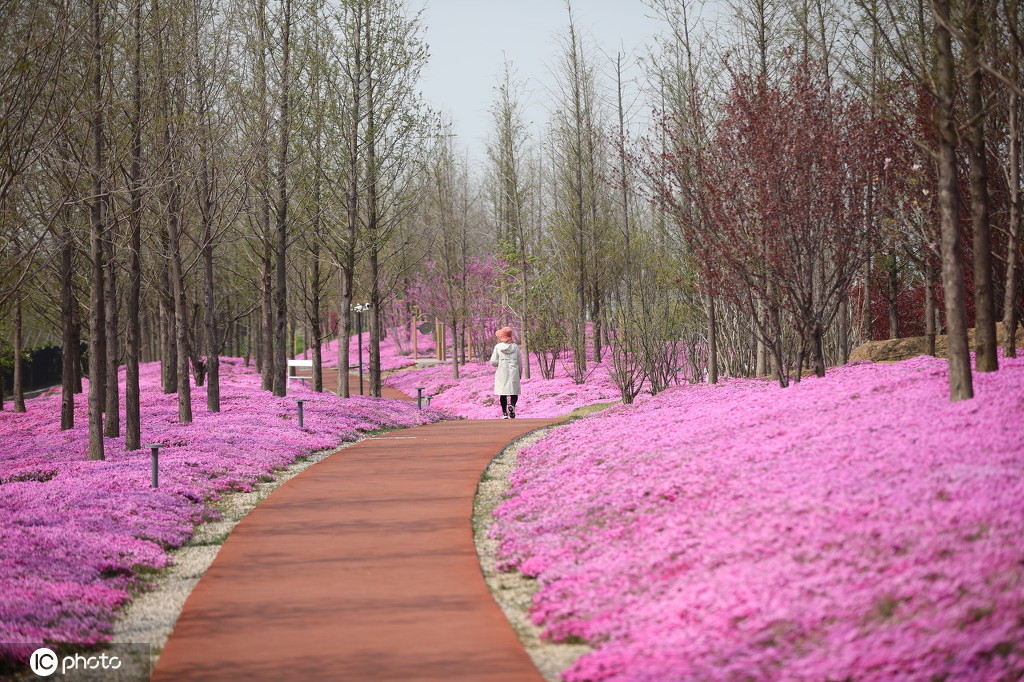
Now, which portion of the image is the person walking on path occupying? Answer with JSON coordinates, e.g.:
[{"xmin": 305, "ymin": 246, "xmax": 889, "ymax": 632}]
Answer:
[{"xmin": 490, "ymin": 327, "xmax": 522, "ymax": 419}]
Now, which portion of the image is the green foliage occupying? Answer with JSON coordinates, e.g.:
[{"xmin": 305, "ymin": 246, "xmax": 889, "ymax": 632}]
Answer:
[{"xmin": 526, "ymin": 270, "xmax": 572, "ymax": 379}]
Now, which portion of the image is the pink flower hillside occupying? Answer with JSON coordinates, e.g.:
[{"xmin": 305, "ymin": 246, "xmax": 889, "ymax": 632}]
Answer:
[
  {"xmin": 0, "ymin": 357, "xmax": 446, "ymax": 667},
  {"xmin": 492, "ymin": 355, "xmax": 1024, "ymax": 681},
  {"xmin": 384, "ymin": 352, "xmax": 624, "ymax": 419},
  {"xmin": 306, "ymin": 327, "xmax": 436, "ymax": 373}
]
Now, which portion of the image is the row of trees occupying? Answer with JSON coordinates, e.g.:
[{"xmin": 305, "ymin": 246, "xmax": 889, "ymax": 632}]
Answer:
[
  {"xmin": 2, "ymin": 0, "xmax": 1021, "ymax": 462},
  {"xmin": 0, "ymin": 0, "xmax": 434, "ymax": 459},
  {"xmin": 415, "ymin": 0, "xmax": 1022, "ymax": 402}
]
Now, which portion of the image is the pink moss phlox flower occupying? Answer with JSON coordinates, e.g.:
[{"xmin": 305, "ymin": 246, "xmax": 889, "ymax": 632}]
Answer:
[
  {"xmin": 385, "ymin": 350, "xmax": 626, "ymax": 419},
  {"xmin": 306, "ymin": 329, "xmax": 436, "ymax": 372},
  {"xmin": 0, "ymin": 356, "xmax": 446, "ymax": 665},
  {"xmin": 491, "ymin": 355, "xmax": 1024, "ymax": 681}
]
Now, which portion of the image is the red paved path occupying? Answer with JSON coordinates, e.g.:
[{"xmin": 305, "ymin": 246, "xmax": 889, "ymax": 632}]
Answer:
[{"xmin": 152, "ymin": 373, "xmax": 560, "ymax": 681}]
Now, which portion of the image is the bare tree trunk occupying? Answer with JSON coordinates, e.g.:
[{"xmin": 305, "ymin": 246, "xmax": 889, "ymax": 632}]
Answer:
[
  {"xmin": 1003, "ymin": 25, "xmax": 1021, "ymax": 357},
  {"xmin": 310, "ymin": 86, "xmax": 325, "ymax": 393},
  {"xmin": 567, "ymin": 10, "xmax": 587, "ymax": 381},
  {"xmin": 87, "ymin": 0, "xmax": 105, "ymax": 460},
  {"xmin": 863, "ymin": 252, "xmax": 873, "ymax": 341},
  {"xmin": 103, "ymin": 218, "xmax": 119, "ymax": 436},
  {"xmin": 72, "ymin": 305, "xmax": 83, "ymax": 393},
  {"xmin": 337, "ymin": 272, "xmax": 352, "ymax": 398},
  {"xmin": 811, "ymin": 319, "xmax": 826, "ymax": 378},
  {"xmin": 96, "ymin": 247, "xmax": 107, "ymax": 417},
  {"xmin": 261, "ymin": 256, "xmax": 273, "ymax": 385},
  {"xmin": 337, "ymin": 4, "xmax": 362, "ymax": 400},
  {"xmin": 311, "ymin": 248, "xmax": 323, "ymax": 392},
  {"xmin": 124, "ymin": 0, "xmax": 143, "ymax": 450},
  {"xmin": 159, "ymin": 288, "xmax": 175, "ymax": 393},
  {"xmin": 271, "ymin": 0, "xmax": 292, "ymax": 397},
  {"xmin": 887, "ymin": 256, "xmax": 899, "ymax": 339},
  {"xmin": 168, "ymin": 188, "xmax": 192, "ymax": 422},
  {"xmin": 365, "ymin": 0, "xmax": 383, "ymax": 399},
  {"xmin": 369, "ymin": 250, "xmax": 382, "ymax": 397},
  {"xmin": 289, "ymin": 315, "xmax": 297, "ymax": 359},
  {"xmin": 925, "ymin": 253, "xmax": 937, "ymax": 356},
  {"xmin": 255, "ymin": 0, "xmax": 274, "ymax": 391},
  {"xmin": 450, "ymin": 320, "xmax": 459, "ymax": 380},
  {"xmin": 153, "ymin": 0, "xmax": 175, "ymax": 397},
  {"xmin": 707, "ymin": 292, "xmax": 719, "ymax": 383},
  {"xmin": 193, "ymin": 6, "xmax": 220, "ymax": 413},
  {"xmin": 203, "ymin": 224, "xmax": 219, "ymax": 411},
  {"xmin": 13, "ymin": 295, "xmax": 25, "ymax": 412},
  {"xmin": 755, "ymin": 300, "xmax": 767, "ymax": 375},
  {"xmin": 965, "ymin": 0, "xmax": 997, "ymax": 371},
  {"xmin": 60, "ymin": 220, "xmax": 75, "ymax": 429},
  {"xmin": 933, "ymin": 0, "xmax": 974, "ymax": 401},
  {"xmin": 154, "ymin": 0, "xmax": 191, "ymax": 421},
  {"xmin": 838, "ymin": 296, "xmax": 849, "ymax": 363}
]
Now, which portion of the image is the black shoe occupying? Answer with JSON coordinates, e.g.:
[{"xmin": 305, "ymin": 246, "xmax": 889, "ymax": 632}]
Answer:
[{"xmin": 508, "ymin": 407, "xmax": 516, "ymax": 419}]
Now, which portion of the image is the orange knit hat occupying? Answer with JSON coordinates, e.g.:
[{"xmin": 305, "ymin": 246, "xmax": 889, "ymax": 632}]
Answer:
[{"xmin": 495, "ymin": 327, "xmax": 514, "ymax": 343}]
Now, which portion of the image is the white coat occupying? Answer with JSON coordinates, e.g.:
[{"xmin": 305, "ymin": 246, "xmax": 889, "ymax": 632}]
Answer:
[{"xmin": 490, "ymin": 342, "xmax": 522, "ymax": 396}]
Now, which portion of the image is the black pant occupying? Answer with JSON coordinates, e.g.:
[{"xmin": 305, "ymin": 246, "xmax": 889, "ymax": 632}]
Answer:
[{"xmin": 499, "ymin": 395, "xmax": 519, "ymax": 413}]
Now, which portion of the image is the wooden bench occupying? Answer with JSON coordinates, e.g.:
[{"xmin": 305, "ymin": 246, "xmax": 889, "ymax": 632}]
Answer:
[{"xmin": 287, "ymin": 359, "xmax": 314, "ymax": 385}]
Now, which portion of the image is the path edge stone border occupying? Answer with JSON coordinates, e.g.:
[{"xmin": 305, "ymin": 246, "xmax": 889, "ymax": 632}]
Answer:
[
  {"xmin": 473, "ymin": 426, "xmax": 592, "ymax": 682},
  {"xmin": 111, "ymin": 439, "xmax": 358, "ymax": 672}
]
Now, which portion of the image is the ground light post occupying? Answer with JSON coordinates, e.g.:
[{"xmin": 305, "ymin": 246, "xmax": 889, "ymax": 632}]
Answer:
[
  {"xmin": 145, "ymin": 443, "xmax": 165, "ymax": 488},
  {"xmin": 353, "ymin": 303, "xmax": 369, "ymax": 396}
]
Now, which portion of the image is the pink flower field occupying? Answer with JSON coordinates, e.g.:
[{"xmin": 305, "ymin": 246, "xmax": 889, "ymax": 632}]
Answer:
[
  {"xmin": 491, "ymin": 355, "xmax": 1024, "ymax": 681},
  {"xmin": 384, "ymin": 355, "xmax": 624, "ymax": 419},
  {"xmin": 0, "ymin": 357, "xmax": 445, "ymax": 668},
  {"xmin": 311, "ymin": 327, "xmax": 437, "ymax": 372}
]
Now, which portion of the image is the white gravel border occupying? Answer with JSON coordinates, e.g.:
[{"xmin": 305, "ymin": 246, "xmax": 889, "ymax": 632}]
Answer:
[
  {"xmin": 109, "ymin": 419, "xmax": 593, "ymax": 680},
  {"xmin": 112, "ymin": 441, "xmax": 355, "ymax": 671},
  {"xmin": 473, "ymin": 427, "xmax": 591, "ymax": 681}
]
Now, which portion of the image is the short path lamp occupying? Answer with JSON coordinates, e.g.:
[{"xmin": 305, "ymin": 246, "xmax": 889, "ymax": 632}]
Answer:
[
  {"xmin": 296, "ymin": 399, "xmax": 307, "ymax": 428},
  {"xmin": 145, "ymin": 443, "xmax": 165, "ymax": 488},
  {"xmin": 416, "ymin": 388, "xmax": 425, "ymax": 410}
]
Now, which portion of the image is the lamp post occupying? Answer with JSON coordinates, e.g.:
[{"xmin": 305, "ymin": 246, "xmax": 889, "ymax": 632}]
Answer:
[
  {"xmin": 296, "ymin": 399, "xmax": 307, "ymax": 428},
  {"xmin": 352, "ymin": 303, "xmax": 369, "ymax": 396}
]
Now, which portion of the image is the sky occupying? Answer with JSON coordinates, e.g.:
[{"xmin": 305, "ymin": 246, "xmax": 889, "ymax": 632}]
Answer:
[{"xmin": 417, "ymin": 1, "xmax": 665, "ymax": 168}]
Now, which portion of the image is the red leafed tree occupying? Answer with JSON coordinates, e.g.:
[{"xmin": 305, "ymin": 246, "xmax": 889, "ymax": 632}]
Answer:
[{"xmin": 643, "ymin": 57, "xmax": 886, "ymax": 386}]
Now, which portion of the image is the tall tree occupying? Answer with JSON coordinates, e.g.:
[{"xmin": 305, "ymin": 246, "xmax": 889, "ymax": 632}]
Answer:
[
  {"xmin": 931, "ymin": 0, "xmax": 973, "ymax": 400},
  {"xmin": 964, "ymin": 0, "xmax": 997, "ymax": 372},
  {"xmin": 550, "ymin": 1, "xmax": 605, "ymax": 382},
  {"xmin": 271, "ymin": 0, "xmax": 293, "ymax": 397},
  {"xmin": 488, "ymin": 61, "xmax": 534, "ymax": 379},
  {"xmin": 1003, "ymin": 0, "xmax": 1021, "ymax": 356},
  {"xmin": 86, "ymin": 0, "xmax": 107, "ymax": 459},
  {"xmin": 123, "ymin": 0, "xmax": 145, "ymax": 449},
  {"xmin": 359, "ymin": 0, "xmax": 431, "ymax": 398}
]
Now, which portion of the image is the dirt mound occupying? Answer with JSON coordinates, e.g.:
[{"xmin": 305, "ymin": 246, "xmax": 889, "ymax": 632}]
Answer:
[{"xmin": 849, "ymin": 323, "xmax": 1023, "ymax": 363}]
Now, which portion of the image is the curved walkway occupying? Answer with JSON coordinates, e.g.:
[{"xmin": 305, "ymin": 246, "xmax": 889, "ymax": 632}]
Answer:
[{"xmin": 152, "ymin": 378, "xmax": 562, "ymax": 681}]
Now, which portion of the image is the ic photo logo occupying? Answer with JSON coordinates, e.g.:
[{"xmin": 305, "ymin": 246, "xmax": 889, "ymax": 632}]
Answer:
[
  {"xmin": 28, "ymin": 646, "xmax": 125, "ymax": 678},
  {"xmin": 29, "ymin": 647, "xmax": 58, "ymax": 676}
]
